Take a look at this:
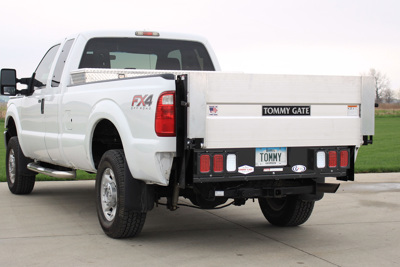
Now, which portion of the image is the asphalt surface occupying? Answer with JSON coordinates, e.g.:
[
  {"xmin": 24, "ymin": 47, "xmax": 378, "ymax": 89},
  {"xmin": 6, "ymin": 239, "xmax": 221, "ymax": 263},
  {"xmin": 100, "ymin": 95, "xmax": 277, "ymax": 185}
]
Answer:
[{"xmin": 1, "ymin": 173, "xmax": 400, "ymax": 267}]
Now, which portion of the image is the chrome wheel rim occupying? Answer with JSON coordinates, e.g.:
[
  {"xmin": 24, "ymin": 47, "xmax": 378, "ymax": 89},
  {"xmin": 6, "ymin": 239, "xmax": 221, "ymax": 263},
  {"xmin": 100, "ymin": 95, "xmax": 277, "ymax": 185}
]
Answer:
[
  {"xmin": 8, "ymin": 149, "xmax": 16, "ymax": 184},
  {"xmin": 100, "ymin": 168, "xmax": 118, "ymax": 221}
]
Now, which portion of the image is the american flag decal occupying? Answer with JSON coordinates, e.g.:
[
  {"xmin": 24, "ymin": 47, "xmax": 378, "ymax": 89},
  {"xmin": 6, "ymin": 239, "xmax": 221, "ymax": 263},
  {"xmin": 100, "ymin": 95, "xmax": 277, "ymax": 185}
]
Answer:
[{"xmin": 209, "ymin": 106, "xmax": 218, "ymax": 116}]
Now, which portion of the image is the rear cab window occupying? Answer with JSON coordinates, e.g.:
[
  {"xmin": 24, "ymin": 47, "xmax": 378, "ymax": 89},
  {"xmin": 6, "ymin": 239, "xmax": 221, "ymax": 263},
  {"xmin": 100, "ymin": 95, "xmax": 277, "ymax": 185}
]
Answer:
[{"xmin": 78, "ymin": 38, "xmax": 215, "ymax": 71}]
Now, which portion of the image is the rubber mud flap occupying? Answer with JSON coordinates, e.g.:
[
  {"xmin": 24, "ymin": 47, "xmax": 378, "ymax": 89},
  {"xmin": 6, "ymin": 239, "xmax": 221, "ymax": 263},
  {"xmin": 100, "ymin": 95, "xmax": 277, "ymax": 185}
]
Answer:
[{"xmin": 124, "ymin": 161, "xmax": 154, "ymax": 212}]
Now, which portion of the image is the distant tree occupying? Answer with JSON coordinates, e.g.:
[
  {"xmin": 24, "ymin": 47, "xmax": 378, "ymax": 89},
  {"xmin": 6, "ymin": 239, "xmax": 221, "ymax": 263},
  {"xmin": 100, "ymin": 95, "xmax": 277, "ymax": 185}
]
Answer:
[
  {"xmin": 381, "ymin": 88, "xmax": 395, "ymax": 103},
  {"xmin": 396, "ymin": 89, "xmax": 400, "ymax": 102},
  {"xmin": 367, "ymin": 68, "xmax": 391, "ymax": 103}
]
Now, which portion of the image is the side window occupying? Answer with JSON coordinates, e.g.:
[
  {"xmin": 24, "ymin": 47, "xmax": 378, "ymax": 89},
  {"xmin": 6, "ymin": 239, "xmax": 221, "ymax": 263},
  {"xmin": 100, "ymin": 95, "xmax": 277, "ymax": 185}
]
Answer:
[
  {"xmin": 34, "ymin": 44, "xmax": 60, "ymax": 89},
  {"xmin": 52, "ymin": 39, "xmax": 74, "ymax": 87}
]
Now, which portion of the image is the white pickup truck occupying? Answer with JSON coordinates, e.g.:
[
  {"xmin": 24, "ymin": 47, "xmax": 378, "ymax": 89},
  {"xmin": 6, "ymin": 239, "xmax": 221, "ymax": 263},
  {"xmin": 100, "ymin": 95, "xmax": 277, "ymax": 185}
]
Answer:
[{"xmin": 0, "ymin": 30, "xmax": 375, "ymax": 238}]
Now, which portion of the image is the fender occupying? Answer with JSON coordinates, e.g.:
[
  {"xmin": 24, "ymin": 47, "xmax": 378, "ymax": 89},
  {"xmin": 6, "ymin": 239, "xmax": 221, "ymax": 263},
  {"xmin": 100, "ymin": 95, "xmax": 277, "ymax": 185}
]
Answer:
[
  {"xmin": 4, "ymin": 103, "xmax": 22, "ymax": 147},
  {"xmin": 86, "ymin": 98, "xmax": 175, "ymax": 186}
]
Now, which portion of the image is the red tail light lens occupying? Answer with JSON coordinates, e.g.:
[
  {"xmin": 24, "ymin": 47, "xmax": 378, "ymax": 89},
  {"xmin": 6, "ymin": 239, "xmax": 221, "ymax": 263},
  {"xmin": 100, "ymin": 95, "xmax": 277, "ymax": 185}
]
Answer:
[
  {"xmin": 155, "ymin": 91, "xmax": 176, "ymax": 137},
  {"xmin": 200, "ymin": 155, "xmax": 211, "ymax": 173},
  {"xmin": 328, "ymin": 151, "xmax": 337, "ymax": 168},
  {"xmin": 213, "ymin": 155, "xmax": 224, "ymax": 173},
  {"xmin": 340, "ymin": 150, "xmax": 349, "ymax": 167}
]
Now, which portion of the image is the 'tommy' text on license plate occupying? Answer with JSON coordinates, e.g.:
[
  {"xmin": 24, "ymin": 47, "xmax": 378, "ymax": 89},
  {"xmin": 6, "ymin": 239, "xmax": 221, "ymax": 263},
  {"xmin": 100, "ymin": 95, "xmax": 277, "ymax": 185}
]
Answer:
[{"xmin": 255, "ymin": 147, "xmax": 287, "ymax": 167}]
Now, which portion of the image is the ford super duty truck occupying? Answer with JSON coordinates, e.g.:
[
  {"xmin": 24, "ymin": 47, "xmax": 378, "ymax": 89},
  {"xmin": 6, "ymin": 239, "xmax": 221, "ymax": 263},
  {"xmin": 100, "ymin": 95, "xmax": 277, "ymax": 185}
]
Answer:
[{"xmin": 0, "ymin": 30, "xmax": 375, "ymax": 238}]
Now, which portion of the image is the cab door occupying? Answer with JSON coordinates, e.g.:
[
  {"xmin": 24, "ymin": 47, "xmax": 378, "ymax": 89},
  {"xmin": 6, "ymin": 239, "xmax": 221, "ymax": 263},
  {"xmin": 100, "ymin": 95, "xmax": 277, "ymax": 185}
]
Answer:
[
  {"xmin": 19, "ymin": 44, "xmax": 60, "ymax": 161},
  {"xmin": 44, "ymin": 39, "xmax": 74, "ymax": 164}
]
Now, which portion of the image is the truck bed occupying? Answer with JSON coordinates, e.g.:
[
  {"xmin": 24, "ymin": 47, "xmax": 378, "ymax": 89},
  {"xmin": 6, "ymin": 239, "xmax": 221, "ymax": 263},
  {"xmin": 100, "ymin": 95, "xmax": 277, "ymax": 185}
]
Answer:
[
  {"xmin": 186, "ymin": 72, "xmax": 375, "ymax": 149},
  {"xmin": 70, "ymin": 69, "xmax": 375, "ymax": 150}
]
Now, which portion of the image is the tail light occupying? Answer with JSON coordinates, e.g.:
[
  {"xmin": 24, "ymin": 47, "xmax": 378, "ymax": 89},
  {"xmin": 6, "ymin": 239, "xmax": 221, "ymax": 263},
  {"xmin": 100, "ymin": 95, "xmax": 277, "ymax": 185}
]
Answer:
[
  {"xmin": 213, "ymin": 155, "xmax": 224, "ymax": 173},
  {"xmin": 200, "ymin": 155, "xmax": 211, "ymax": 173},
  {"xmin": 199, "ymin": 153, "xmax": 232, "ymax": 174},
  {"xmin": 316, "ymin": 151, "xmax": 326, "ymax": 168},
  {"xmin": 340, "ymin": 150, "xmax": 349, "ymax": 167},
  {"xmin": 316, "ymin": 149, "xmax": 350, "ymax": 169},
  {"xmin": 226, "ymin": 154, "xmax": 237, "ymax": 172},
  {"xmin": 328, "ymin": 151, "xmax": 337, "ymax": 168},
  {"xmin": 155, "ymin": 91, "xmax": 175, "ymax": 137}
]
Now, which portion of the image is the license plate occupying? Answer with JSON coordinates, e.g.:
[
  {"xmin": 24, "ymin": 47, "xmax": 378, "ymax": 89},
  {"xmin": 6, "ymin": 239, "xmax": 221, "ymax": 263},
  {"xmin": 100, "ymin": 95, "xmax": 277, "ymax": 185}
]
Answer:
[{"xmin": 255, "ymin": 147, "xmax": 287, "ymax": 167}]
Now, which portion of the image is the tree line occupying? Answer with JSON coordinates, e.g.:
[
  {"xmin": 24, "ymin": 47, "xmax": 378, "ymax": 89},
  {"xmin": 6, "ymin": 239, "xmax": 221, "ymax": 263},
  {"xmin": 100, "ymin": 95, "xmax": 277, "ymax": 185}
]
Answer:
[{"xmin": 367, "ymin": 68, "xmax": 399, "ymax": 104}]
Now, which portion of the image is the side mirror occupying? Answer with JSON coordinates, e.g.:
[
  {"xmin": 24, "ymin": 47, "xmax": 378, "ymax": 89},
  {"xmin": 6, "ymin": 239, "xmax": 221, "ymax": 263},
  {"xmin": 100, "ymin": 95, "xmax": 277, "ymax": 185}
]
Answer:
[{"xmin": 0, "ymin": 69, "xmax": 17, "ymax": 96}]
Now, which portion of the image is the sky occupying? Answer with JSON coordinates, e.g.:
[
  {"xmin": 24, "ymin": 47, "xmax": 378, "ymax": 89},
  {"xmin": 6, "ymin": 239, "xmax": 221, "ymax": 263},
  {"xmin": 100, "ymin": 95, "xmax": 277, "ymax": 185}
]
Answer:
[{"xmin": 1, "ymin": 0, "xmax": 399, "ymax": 95}]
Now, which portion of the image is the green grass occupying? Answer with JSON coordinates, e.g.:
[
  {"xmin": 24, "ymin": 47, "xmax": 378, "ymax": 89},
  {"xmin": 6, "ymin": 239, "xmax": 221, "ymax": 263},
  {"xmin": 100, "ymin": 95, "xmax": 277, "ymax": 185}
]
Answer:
[
  {"xmin": 0, "ymin": 114, "xmax": 399, "ymax": 182},
  {"xmin": 355, "ymin": 115, "xmax": 400, "ymax": 173},
  {"xmin": 375, "ymin": 109, "xmax": 400, "ymax": 118}
]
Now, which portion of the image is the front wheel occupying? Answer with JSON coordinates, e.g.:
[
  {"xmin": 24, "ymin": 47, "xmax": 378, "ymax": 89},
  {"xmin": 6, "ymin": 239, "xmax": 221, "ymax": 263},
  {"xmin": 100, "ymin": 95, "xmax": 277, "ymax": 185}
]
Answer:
[
  {"xmin": 95, "ymin": 150, "xmax": 146, "ymax": 238},
  {"xmin": 6, "ymin": 137, "xmax": 36, "ymax": 194},
  {"xmin": 258, "ymin": 196, "xmax": 315, "ymax": 226}
]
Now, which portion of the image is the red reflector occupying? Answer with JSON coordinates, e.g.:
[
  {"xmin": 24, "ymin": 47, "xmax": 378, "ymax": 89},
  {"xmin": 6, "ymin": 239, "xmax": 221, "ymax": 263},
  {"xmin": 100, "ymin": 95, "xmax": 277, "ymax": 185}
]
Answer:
[
  {"xmin": 340, "ymin": 150, "xmax": 349, "ymax": 167},
  {"xmin": 328, "ymin": 151, "xmax": 337, "ymax": 168},
  {"xmin": 155, "ymin": 92, "xmax": 176, "ymax": 137},
  {"xmin": 213, "ymin": 155, "xmax": 224, "ymax": 173},
  {"xmin": 200, "ymin": 155, "xmax": 210, "ymax": 173}
]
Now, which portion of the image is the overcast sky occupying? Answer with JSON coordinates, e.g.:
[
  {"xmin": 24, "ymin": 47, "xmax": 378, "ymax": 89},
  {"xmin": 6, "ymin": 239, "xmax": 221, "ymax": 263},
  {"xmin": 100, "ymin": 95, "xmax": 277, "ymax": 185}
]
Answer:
[{"xmin": 1, "ymin": 0, "xmax": 399, "ymax": 93}]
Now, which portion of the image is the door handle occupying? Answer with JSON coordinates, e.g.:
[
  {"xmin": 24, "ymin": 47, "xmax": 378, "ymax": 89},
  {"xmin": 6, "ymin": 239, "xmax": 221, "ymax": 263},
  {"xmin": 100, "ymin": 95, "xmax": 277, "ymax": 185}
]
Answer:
[{"xmin": 40, "ymin": 98, "xmax": 45, "ymax": 114}]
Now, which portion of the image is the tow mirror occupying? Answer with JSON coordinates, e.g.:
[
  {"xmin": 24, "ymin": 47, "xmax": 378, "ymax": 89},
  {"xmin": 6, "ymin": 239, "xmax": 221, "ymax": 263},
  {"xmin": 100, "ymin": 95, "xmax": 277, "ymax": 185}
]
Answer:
[{"xmin": 0, "ymin": 69, "xmax": 17, "ymax": 96}]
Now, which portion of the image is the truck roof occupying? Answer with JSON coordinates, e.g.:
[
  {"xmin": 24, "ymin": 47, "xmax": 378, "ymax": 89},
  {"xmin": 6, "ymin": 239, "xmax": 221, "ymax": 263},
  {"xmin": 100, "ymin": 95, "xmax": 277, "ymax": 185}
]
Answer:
[{"xmin": 73, "ymin": 30, "xmax": 211, "ymax": 43}]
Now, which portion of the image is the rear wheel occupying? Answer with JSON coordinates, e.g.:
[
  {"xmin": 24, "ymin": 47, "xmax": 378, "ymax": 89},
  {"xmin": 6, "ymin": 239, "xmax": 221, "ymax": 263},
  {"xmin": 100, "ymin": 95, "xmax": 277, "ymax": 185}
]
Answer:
[
  {"xmin": 6, "ymin": 137, "xmax": 36, "ymax": 194},
  {"xmin": 95, "ymin": 149, "xmax": 146, "ymax": 238},
  {"xmin": 258, "ymin": 196, "xmax": 314, "ymax": 226}
]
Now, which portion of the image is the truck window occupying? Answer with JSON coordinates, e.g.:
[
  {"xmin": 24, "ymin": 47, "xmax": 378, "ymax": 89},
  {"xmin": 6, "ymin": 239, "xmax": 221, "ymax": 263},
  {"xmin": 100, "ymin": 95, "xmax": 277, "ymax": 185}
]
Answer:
[
  {"xmin": 79, "ymin": 38, "xmax": 215, "ymax": 71},
  {"xmin": 52, "ymin": 39, "xmax": 74, "ymax": 87},
  {"xmin": 34, "ymin": 44, "xmax": 60, "ymax": 89},
  {"xmin": 109, "ymin": 52, "xmax": 157, "ymax": 69}
]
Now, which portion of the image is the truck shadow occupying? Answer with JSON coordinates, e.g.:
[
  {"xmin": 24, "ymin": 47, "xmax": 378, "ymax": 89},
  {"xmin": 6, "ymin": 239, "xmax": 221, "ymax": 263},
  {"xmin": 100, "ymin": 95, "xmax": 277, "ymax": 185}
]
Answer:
[{"xmin": 18, "ymin": 181, "xmax": 342, "ymax": 248}]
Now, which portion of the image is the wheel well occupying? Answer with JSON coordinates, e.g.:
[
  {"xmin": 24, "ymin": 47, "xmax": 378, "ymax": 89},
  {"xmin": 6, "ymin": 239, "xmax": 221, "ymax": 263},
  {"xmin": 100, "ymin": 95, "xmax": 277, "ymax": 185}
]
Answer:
[
  {"xmin": 92, "ymin": 119, "xmax": 123, "ymax": 169},
  {"xmin": 5, "ymin": 117, "xmax": 17, "ymax": 147}
]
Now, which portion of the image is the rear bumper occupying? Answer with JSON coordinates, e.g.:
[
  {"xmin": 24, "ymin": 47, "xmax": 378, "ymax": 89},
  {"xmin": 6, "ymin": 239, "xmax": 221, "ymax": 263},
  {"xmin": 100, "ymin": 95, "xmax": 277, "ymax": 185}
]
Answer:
[
  {"xmin": 192, "ymin": 146, "xmax": 355, "ymax": 183},
  {"xmin": 216, "ymin": 182, "xmax": 340, "ymax": 199}
]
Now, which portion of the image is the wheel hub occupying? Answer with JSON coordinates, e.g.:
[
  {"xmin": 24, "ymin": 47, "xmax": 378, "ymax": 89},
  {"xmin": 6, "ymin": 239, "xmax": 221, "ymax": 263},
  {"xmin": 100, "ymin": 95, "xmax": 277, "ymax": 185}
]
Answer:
[
  {"xmin": 104, "ymin": 182, "xmax": 117, "ymax": 207},
  {"xmin": 100, "ymin": 168, "xmax": 118, "ymax": 221},
  {"xmin": 8, "ymin": 149, "xmax": 16, "ymax": 184},
  {"xmin": 266, "ymin": 198, "xmax": 287, "ymax": 211}
]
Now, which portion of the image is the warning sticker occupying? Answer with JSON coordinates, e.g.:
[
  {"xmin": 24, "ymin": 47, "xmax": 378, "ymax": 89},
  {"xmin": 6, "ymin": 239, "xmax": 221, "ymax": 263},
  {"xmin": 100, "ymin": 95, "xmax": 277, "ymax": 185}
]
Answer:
[{"xmin": 347, "ymin": 105, "xmax": 359, "ymax": 116}]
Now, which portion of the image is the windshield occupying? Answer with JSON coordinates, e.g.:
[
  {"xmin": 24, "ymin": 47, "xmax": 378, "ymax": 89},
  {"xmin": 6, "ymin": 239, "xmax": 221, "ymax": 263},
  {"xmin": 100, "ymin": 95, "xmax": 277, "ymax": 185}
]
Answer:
[{"xmin": 79, "ymin": 38, "xmax": 215, "ymax": 71}]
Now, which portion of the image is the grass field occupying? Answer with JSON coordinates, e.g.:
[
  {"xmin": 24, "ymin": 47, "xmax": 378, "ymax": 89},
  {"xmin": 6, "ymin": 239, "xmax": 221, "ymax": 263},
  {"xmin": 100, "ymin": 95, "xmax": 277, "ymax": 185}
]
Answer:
[
  {"xmin": 355, "ymin": 114, "xmax": 400, "ymax": 173},
  {"xmin": 0, "ymin": 114, "xmax": 398, "ymax": 182}
]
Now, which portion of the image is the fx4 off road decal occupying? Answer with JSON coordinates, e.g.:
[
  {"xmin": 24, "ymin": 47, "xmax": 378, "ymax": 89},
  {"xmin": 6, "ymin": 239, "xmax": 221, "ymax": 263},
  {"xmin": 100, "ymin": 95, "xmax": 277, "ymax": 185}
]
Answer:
[{"xmin": 132, "ymin": 94, "xmax": 153, "ymax": 110}]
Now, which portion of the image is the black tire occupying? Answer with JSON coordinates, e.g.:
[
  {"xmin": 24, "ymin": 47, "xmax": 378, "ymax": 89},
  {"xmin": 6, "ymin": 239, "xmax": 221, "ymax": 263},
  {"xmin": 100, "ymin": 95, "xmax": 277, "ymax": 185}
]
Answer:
[
  {"xmin": 6, "ymin": 137, "xmax": 36, "ymax": 194},
  {"xmin": 258, "ymin": 196, "xmax": 315, "ymax": 226},
  {"xmin": 95, "ymin": 149, "xmax": 146, "ymax": 238}
]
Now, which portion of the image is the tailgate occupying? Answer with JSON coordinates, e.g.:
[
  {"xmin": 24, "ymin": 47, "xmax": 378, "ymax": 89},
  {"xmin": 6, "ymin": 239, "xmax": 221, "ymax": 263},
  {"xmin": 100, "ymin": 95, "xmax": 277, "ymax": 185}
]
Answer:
[{"xmin": 186, "ymin": 72, "xmax": 375, "ymax": 149}]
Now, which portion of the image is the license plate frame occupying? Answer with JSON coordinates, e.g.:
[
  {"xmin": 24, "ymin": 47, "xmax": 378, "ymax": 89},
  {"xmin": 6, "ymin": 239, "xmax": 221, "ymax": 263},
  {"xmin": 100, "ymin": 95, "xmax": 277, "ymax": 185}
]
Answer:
[{"xmin": 255, "ymin": 147, "xmax": 287, "ymax": 167}]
